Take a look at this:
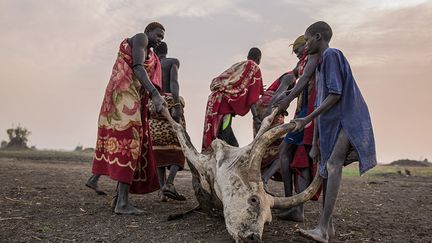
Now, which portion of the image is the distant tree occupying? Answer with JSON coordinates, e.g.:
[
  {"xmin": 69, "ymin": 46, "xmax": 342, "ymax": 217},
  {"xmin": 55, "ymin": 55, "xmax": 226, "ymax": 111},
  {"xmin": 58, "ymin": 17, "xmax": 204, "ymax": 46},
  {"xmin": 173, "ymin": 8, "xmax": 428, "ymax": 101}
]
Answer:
[
  {"xmin": 83, "ymin": 147, "xmax": 95, "ymax": 153},
  {"xmin": 4, "ymin": 125, "xmax": 31, "ymax": 149},
  {"xmin": 1, "ymin": 140, "xmax": 7, "ymax": 149},
  {"xmin": 424, "ymin": 158, "xmax": 429, "ymax": 163},
  {"xmin": 74, "ymin": 144, "xmax": 83, "ymax": 152}
]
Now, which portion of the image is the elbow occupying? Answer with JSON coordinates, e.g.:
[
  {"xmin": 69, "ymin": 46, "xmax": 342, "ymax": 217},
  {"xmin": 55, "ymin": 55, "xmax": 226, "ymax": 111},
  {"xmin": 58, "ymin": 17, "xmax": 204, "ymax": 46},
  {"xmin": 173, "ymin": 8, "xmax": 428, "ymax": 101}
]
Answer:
[{"xmin": 132, "ymin": 65, "xmax": 143, "ymax": 75}]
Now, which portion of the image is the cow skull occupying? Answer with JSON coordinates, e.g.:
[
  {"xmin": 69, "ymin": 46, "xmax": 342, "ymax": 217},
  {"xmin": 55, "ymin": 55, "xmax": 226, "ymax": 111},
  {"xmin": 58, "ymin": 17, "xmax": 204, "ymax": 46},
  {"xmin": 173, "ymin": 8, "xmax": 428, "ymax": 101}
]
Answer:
[{"xmin": 161, "ymin": 107, "xmax": 322, "ymax": 242}]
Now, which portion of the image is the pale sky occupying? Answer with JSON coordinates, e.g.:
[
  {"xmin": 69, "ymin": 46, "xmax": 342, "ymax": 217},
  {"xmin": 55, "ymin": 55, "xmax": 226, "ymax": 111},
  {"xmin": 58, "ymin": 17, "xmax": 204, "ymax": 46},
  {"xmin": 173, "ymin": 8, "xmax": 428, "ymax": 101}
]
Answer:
[{"xmin": 0, "ymin": 0, "xmax": 431, "ymax": 163}]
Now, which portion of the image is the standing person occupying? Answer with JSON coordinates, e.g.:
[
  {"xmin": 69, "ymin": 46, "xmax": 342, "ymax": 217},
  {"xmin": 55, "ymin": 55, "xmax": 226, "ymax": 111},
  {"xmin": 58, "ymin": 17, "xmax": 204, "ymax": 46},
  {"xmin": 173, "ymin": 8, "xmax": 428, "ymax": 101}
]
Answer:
[
  {"xmin": 268, "ymin": 35, "xmax": 322, "ymax": 221},
  {"xmin": 202, "ymin": 48, "xmax": 264, "ymax": 151},
  {"xmin": 86, "ymin": 22, "xmax": 167, "ymax": 215},
  {"xmin": 152, "ymin": 41, "xmax": 186, "ymax": 201},
  {"xmin": 277, "ymin": 21, "xmax": 377, "ymax": 242}
]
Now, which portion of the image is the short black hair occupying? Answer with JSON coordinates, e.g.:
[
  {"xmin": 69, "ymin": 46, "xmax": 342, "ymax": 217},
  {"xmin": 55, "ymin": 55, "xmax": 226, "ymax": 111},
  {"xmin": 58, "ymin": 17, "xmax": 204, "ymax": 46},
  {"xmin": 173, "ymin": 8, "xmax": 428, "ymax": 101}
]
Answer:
[
  {"xmin": 145, "ymin": 22, "xmax": 165, "ymax": 33},
  {"xmin": 154, "ymin": 41, "xmax": 167, "ymax": 55},
  {"xmin": 247, "ymin": 47, "xmax": 262, "ymax": 61},
  {"xmin": 306, "ymin": 21, "xmax": 333, "ymax": 42}
]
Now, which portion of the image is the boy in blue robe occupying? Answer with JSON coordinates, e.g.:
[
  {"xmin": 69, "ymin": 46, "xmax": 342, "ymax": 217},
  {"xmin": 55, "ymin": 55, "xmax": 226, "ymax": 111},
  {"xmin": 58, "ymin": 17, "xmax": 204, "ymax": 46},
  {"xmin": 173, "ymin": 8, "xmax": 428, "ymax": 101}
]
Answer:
[{"xmin": 277, "ymin": 21, "xmax": 377, "ymax": 242}]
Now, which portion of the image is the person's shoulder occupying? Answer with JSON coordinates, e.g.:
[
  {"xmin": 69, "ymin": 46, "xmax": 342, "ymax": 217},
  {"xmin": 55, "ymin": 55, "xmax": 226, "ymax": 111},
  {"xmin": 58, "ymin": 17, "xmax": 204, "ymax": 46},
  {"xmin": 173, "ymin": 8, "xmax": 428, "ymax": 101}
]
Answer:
[
  {"xmin": 166, "ymin": 57, "xmax": 180, "ymax": 66},
  {"xmin": 307, "ymin": 53, "xmax": 319, "ymax": 63},
  {"xmin": 246, "ymin": 59, "xmax": 259, "ymax": 68},
  {"xmin": 130, "ymin": 33, "xmax": 148, "ymax": 45},
  {"xmin": 322, "ymin": 48, "xmax": 346, "ymax": 65},
  {"xmin": 324, "ymin": 48, "xmax": 344, "ymax": 58}
]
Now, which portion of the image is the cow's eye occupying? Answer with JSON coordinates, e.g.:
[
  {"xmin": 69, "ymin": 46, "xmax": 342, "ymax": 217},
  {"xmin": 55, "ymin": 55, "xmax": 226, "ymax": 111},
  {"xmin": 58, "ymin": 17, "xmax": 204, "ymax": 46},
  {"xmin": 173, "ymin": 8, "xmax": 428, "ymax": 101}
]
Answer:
[{"xmin": 248, "ymin": 195, "xmax": 260, "ymax": 206}]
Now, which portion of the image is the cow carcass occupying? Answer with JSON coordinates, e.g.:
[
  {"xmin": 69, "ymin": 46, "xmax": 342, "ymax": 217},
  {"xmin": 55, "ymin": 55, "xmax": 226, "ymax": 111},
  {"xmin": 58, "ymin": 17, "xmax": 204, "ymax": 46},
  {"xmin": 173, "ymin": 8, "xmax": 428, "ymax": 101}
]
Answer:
[{"xmin": 161, "ymin": 107, "xmax": 322, "ymax": 242}]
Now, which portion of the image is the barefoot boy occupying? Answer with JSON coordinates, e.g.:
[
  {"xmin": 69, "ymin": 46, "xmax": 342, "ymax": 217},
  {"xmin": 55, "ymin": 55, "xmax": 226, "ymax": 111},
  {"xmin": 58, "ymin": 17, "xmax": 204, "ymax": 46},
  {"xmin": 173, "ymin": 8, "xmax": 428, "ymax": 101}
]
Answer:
[{"xmin": 278, "ymin": 21, "xmax": 377, "ymax": 242}]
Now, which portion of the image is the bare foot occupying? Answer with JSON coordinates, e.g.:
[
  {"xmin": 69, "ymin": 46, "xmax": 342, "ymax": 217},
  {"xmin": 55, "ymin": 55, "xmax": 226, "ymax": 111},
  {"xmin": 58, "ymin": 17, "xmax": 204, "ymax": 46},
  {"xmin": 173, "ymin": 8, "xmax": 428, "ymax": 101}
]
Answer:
[
  {"xmin": 277, "ymin": 207, "xmax": 304, "ymax": 222},
  {"xmin": 114, "ymin": 203, "xmax": 144, "ymax": 215},
  {"xmin": 297, "ymin": 228, "xmax": 328, "ymax": 243},
  {"xmin": 85, "ymin": 176, "xmax": 107, "ymax": 195}
]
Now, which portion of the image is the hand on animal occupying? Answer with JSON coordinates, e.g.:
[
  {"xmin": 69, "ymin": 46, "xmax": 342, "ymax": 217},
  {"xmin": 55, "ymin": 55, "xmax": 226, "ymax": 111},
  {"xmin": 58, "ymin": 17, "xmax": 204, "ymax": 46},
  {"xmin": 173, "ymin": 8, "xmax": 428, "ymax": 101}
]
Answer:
[
  {"xmin": 171, "ymin": 106, "xmax": 182, "ymax": 123},
  {"xmin": 291, "ymin": 117, "xmax": 309, "ymax": 132},
  {"xmin": 152, "ymin": 92, "xmax": 166, "ymax": 114},
  {"xmin": 275, "ymin": 96, "xmax": 290, "ymax": 116}
]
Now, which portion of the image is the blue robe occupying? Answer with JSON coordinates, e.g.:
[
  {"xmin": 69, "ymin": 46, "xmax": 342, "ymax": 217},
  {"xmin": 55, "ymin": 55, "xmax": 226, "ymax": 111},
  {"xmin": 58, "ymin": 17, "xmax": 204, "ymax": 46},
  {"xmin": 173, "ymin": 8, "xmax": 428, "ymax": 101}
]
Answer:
[{"xmin": 315, "ymin": 48, "xmax": 377, "ymax": 178}]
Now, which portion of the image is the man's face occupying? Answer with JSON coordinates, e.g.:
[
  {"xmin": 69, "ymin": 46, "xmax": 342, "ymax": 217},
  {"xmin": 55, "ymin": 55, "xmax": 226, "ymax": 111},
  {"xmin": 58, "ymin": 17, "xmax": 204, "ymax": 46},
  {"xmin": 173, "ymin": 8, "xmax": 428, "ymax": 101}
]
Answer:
[
  {"xmin": 255, "ymin": 56, "xmax": 261, "ymax": 65},
  {"xmin": 293, "ymin": 44, "xmax": 306, "ymax": 59},
  {"xmin": 147, "ymin": 28, "xmax": 165, "ymax": 48},
  {"xmin": 304, "ymin": 32, "xmax": 319, "ymax": 55}
]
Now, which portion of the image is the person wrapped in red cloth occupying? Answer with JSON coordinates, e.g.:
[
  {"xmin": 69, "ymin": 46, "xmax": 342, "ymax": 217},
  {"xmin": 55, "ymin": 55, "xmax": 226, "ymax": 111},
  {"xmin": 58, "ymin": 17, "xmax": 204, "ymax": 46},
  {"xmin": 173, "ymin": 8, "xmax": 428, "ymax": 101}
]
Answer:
[
  {"xmin": 263, "ymin": 35, "xmax": 322, "ymax": 222},
  {"xmin": 85, "ymin": 22, "xmax": 167, "ymax": 215},
  {"xmin": 202, "ymin": 48, "xmax": 264, "ymax": 151}
]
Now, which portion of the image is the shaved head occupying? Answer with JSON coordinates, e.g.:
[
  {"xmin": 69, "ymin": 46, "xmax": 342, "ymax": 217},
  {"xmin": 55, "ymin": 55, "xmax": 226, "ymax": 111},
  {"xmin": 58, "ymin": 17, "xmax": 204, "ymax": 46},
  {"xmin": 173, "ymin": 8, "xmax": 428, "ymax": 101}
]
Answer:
[
  {"xmin": 145, "ymin": 22, "xmax": 165, "ymax": 33},
  {"xmin": 306, "ymin": 21, "xmax": 333, "ymax": 42},
  {"xmin": 247, "ymin": 47, "xmax": 262, "ymax": 65}
]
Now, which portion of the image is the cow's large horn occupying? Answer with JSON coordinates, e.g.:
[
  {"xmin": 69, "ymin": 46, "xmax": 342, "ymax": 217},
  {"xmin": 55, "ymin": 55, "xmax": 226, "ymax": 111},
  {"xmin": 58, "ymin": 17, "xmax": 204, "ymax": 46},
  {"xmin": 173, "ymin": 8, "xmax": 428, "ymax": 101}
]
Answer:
[
  {"xmin": 248, "ymin": 122, "xmax": 296, "ymax": 181},
  {"xmin": 270, "ymin": 171, "xmax": 322, "ymax": 208},
  {"xmin": 253, "ymin": 108, "xmax": 279, "ymax": 139},
  {"xmin": 161, "ymin": 107, "xmax": 207, "ymax": 167}
]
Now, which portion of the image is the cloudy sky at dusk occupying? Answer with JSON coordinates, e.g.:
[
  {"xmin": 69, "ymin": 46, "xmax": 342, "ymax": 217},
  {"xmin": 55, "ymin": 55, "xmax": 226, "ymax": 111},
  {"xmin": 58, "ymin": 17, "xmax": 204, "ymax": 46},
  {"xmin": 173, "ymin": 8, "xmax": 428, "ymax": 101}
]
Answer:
[{"xmin": 0, "ymin": 0, "xmax": 431, "ymax": 163}]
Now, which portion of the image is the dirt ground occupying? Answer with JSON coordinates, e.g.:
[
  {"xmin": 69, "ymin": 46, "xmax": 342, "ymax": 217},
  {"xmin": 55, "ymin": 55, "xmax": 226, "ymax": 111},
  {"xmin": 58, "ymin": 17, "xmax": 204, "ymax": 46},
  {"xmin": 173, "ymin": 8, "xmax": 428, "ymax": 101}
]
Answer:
[{"xmin": 0, "ymin": 158, "xmax": 431, "ymax": 243}]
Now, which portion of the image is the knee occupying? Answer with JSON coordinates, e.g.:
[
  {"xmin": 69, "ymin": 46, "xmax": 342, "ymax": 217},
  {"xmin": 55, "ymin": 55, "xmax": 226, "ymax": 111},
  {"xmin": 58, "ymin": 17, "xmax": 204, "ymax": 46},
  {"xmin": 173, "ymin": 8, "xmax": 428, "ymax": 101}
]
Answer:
[{"xmin": 326, "ymin": 161, "xmax": 342, "ymax": 175}]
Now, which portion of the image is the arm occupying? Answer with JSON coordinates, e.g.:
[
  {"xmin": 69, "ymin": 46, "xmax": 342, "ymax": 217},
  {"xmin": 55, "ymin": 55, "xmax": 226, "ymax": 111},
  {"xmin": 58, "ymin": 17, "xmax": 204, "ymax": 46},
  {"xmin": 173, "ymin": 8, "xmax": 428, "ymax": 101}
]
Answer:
[
  {"xmin": 170, "ymin": 59, "xmax": 182, "ymax": 122},
  {"xmin": 261, "ymin": 73, "xmax": 295, "ymax": 119},
  {"xmin": 130, "ymin": 33, "xmax": 164, "ymax": 112},
  {"xmin": 309, "ymin": 119, "xmax": 319, "ymax": 163},
  {"xmin": 250, "ymin": 104, "xmax": 262, "ymax": 132},
  {"xmin": 276, "ymin": 54, "xmax": 319, "ymax": 112},
  {"xmin": 169, "ymin": 59, "xmax": 180, "ymax": 104},
  {"xmin": 292, "ymin": 93, "xmax": 340, "ymax": 131}
]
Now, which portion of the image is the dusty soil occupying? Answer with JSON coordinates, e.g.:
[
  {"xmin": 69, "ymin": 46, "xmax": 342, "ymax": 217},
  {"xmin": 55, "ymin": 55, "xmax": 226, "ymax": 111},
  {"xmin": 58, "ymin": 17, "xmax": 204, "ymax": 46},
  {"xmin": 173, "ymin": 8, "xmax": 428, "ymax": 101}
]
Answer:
[{"xmin": 0, "ymin": 159, "xmax": 431, "ymax": 242}]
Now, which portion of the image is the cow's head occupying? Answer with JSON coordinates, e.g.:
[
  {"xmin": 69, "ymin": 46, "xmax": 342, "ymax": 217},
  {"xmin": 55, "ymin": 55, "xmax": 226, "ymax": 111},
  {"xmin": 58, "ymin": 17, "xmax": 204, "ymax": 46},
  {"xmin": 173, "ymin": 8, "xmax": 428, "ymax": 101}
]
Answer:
[
  {"xmin": 162, "ymin": 108, "xmax": 322, "ymax": 242},
  {"xmin": 212, "ymin": 142, "xmax": 273, "ymax": 242}
]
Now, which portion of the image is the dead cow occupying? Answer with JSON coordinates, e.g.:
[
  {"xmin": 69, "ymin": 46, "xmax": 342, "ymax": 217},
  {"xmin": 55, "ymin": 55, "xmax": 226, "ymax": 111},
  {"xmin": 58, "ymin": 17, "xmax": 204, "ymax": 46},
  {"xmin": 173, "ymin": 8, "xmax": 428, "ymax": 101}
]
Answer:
[{"xmin": 161, "ymin": 107, "xmax": 322, "ymax": 242}]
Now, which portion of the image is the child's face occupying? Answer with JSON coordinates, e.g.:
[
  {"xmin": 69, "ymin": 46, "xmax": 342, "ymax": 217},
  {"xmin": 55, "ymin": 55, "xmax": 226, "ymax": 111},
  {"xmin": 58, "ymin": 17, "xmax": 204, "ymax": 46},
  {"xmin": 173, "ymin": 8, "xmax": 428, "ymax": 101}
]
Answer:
[
  {"xmin": 304, "ymin": 32, "xmax": 319, "ymax": 55},
  {"xmin": 293, "ymin": 44, "xmax": 306, "ymax": 59}
]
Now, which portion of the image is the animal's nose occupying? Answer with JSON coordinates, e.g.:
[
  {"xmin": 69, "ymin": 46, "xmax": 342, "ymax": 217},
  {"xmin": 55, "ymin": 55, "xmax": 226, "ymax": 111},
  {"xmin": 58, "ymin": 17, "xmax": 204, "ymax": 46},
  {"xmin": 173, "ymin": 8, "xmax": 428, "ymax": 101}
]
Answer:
[{"xmin": 240, "ymin": 233, "xmax": 261, "ymax": 243}]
